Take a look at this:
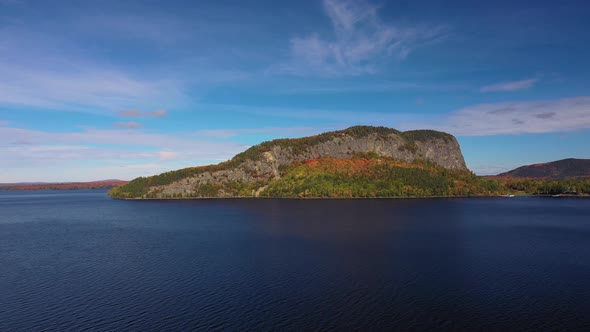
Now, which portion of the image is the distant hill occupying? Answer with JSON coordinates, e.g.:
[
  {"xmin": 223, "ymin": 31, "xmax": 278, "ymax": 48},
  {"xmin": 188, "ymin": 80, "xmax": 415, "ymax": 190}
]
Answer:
[
  {"xmin": 0, "ymin": 180, "xmax": 128, "ymax": 190},
  {"xmin": 497, "ymin": 158, "xmax": 590, "ymax": 179},
  {"xmin": 109, "ymin": 125, "xmax": 484, "ymax": 199}
]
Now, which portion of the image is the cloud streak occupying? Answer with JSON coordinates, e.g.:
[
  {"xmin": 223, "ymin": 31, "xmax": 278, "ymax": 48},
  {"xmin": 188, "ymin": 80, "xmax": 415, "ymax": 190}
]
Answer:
[
  {"xmin": 401, "ymin": 96, "xmax": 590, "ymax": 136},
  {"xmin": 119, "ymin": 109, "xmax": 169, "ymax": 118},
  {"xmin": 0, "ymin": 17, "xmax": 187, "ymax": 114},
  {"xmin": 0, "ymin": 125, "xmax": 249, "ymax": 181},
  {"xmin": 158, "ymin": 151, "xmax": 178, "ymax": 161},
  {"xmin": 276, "ymin": 0, "xmax": 447, "ymax": 76},
  {"xmin": 114, "ymin": 122, "xmax": 143, "ymax": 129},
  {"xmin": 192, "ymin": 126, "xmax": 331, "ymax": 139},
  {"xmin": 0, "ymin": 126, "xmax": 246, "ymax": 152},
  {"xmin": 273, "ymin": 80, "xmax": 467, "ymax": 94},
  {"xmin": 480, "ymin": 78, "xmax": 538, "ymax": 92},
  {"xmin": 0, "ymin": 61, "xmax": 185, "ymax": 113}
]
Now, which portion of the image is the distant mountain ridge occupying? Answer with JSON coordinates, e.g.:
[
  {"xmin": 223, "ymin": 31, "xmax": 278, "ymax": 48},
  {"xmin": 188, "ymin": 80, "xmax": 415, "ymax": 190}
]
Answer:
[
  {"xmin": 0, "ymin": 180, "xmax": 129, "ymax": 190},
  {"xmin": 110, "ymin": 126, "xmax": 471, "ymax": 199},
  {"xmin": 497, "ymin": 158, "xmax": 590, "ymax": 179}
]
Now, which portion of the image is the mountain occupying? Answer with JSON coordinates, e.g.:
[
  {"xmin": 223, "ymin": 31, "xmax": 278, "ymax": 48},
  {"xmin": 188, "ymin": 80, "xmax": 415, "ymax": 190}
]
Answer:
[
  {"xmin": 109, "ymin": 126, "xmax": 481, "ymax": 199},
  {"xmin": 496, "ymin": 158, "xmax": 590, "ymax": 179},
  {"xmin": 0, "ymin": 180, "xmax": 129, "ymax": 190}
]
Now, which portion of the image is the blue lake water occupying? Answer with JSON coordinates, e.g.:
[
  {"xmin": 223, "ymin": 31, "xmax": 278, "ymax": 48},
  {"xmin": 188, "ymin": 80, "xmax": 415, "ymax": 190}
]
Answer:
[{"xmin": 1, "ymin": 189, "xmax": 589, "ymax": 330}]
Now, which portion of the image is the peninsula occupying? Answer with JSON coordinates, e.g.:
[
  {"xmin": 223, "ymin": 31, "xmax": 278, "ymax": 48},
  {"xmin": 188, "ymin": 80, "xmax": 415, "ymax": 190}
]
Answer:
[
  {"xmin": 109, "ymin": 126, "xmax": 590, "ymax": 199},
  {"xmin": 109, "ymin": 126, "xmax": 501, "ymax": 199}
]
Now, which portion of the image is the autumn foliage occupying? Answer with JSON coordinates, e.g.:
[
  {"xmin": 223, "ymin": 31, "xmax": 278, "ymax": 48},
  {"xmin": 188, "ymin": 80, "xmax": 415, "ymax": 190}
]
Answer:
[{"xmin": 262, "ymin": 157, "xmax": 493, "ymax": 198}]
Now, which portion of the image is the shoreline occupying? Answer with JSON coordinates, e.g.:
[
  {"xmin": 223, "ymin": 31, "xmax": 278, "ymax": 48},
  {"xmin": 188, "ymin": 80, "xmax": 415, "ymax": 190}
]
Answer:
[
  {"xmin": 0, "ymin": 187, "xmax": 118, "ymax": 191},
  {"xmin": 110, "ymin": 194, "xmax": 590, "ymax": 201}
]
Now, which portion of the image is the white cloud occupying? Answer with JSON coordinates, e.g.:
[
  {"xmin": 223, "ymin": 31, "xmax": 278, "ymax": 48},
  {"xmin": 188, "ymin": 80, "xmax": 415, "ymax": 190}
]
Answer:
[
  {"xmin": 276, "ymin": 0, "xmax": 447, "ymax": 76},
  {"xmin": 400, "ymin": 96, "xmax": 590, "ymax": 136},
  {"xmin": 480, "ymin": 78, "xmax": 538, "ymax": 92}
]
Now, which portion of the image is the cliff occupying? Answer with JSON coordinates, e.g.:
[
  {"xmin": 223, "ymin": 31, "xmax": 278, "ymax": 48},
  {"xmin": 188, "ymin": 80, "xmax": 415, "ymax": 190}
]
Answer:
[{"xmin": 109, "ymin": 126, "xmax": 469, "ymax": 199}]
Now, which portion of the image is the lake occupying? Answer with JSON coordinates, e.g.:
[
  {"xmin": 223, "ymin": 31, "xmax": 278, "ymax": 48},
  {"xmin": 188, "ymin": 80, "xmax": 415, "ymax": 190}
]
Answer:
[{"xmin": 1, "ymin": 190, "xmax": 589, "ymax": 330}]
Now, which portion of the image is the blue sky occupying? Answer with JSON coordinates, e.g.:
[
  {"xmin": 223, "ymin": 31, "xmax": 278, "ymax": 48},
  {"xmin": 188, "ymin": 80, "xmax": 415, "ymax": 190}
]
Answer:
[{"xmin": 1, "ymin": 0, "xmax": 589, "ymax": 182}]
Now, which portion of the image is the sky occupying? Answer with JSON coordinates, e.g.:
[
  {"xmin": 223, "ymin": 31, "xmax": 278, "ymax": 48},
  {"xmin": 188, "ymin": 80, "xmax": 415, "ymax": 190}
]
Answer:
[{"xmin": 0, "ymin": 0, "xmax": 589, "ymax": 182}]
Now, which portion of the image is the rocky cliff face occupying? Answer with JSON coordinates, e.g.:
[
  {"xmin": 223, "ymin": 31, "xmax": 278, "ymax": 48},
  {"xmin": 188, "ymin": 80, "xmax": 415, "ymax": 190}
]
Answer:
[{"xmin": 110, "ymin": 126, "xmax": 468, "ymax": 199}]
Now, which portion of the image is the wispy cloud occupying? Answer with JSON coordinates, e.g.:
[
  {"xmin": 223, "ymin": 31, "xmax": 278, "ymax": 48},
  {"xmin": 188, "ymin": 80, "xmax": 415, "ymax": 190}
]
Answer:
[
  {"xmin": 534, "ymin": 112, "xmax": 556, "ymax": 119},
  {"xmin": 119, "ymin": 163, "xmax": 164, "ymax": 170},
  {"xmin": 274, "ymin": 0, "xmax": 447, "ymax": 76},
  {"xmin": 480, "ymin": 78, "xmax": 538, "ymax": 92},
  {"xmin": 192, "ymin": 129, "xmax": 242, "ymax": 139},
  {"xmin": 114, "ymin": 122, "xmax": 143, "ymax": 129},
  {"xmin": 191, "ymin": 103, "xmax": 425, "ymax": 132},
  {"xmin": 76, "ymin": 14, "xmax": 192, "ymax": 46},
  {"xmin": 118, "ymin": 110, "xmax": 142, "ymax": 117},
  {"xmin": 0, "ymin": 63, "xmax": 185, "ymax": 113},
  {"xmin": 0, "ymin": 125, "xmax": 248, "ymax": 181},
  {"xmin": 192, "ymin": 126, "xmax": 331, "ymax": 139},
  {"xmin": 199, "ymin": 103, "xmax": 422, "ymax": 129},
  {"xmin": 0, "ymin": 120, "xmax": 7, "ymax": 126},
  {"xmin": 0, "ymin": 16, "xmax": 188, "ymax": 114},
  {"xmin": 151, "ymin": 109, "xmax": 168, "ymax": 117},
  {"xmin": 158, "ymin": 151, "xmax": 178, "ymax": 161},
  {"xmin": 401, "ymin": 96, "xmax": 590, "ymax": 136},
  {"xmin": 0, "ymin": 126, "xmax": 246, "ymax": 152},
  {"xmin": 273, "ymin": 80, "xmax": 466, "ymax": 94},
  {"xmin": 118, "ymin": 109, "xmax": 169, "ymax": 118}
]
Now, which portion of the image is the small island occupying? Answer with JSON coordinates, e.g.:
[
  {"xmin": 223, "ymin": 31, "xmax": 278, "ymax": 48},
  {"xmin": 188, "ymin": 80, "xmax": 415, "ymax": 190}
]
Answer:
[{"xmin": 109, "ymin": 126, "xmax": 590, "ymax": 199}]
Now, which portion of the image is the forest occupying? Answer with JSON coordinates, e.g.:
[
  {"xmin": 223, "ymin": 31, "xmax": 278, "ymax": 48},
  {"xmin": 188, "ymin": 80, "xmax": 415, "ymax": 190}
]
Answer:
[
  {"xmin": 261, "ymin": 157, "xmax": 495, "ymax": 198},
  {"xmin": 499, "ymin": 178, "xmax": 590, "ymax": 195}
]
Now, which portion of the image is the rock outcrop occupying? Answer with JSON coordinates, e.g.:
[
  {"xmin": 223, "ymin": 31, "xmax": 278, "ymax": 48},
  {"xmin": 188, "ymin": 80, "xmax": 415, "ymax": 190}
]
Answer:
[{"xmin": 109, "ymin": 126, "xmax": 468, "ymax": 199}]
